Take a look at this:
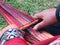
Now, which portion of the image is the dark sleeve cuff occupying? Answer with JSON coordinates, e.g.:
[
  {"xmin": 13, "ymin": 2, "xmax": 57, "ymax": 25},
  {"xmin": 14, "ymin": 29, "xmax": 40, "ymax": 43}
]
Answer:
[{"xmin": 56, "ymin": 4, "xmax": 60, "ymax": 22}]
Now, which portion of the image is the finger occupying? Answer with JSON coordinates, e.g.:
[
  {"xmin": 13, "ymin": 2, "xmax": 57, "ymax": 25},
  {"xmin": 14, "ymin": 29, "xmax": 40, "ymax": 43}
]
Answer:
[
  {"xmin": 33, "ymin": 21, "xmax": 45, "ymax": 30},
  {"xmin": 33, "ymin": 13, "xmax": 42, "ymax": 19}
]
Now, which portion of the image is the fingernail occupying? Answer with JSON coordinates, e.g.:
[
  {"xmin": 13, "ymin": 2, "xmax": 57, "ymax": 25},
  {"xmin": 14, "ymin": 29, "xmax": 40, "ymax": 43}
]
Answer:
[{"xmin": 33, "ymin": 26, "xmax": 38, "ymax": 30}]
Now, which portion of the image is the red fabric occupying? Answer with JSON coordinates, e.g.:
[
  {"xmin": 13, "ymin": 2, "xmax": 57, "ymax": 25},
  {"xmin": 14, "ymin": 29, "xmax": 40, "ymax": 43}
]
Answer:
[
  {"xmin": 0, "ymin": 7, "xmax": 22, "ymax": 27},
  {"xmin": 33, "ymin": 35, "xmax": 60, "ymax": 45},
  {"xmin": 4, "ymin": 38, "xmax": 28, "ymax": 45},
  {"xmin": 4, "ymin": 35, "xmax": 60, "ymax": 45}
]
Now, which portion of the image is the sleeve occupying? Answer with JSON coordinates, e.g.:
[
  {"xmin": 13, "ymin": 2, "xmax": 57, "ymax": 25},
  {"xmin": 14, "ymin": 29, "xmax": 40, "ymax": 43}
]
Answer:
[
  {"xmin": 56, "ymin": 4, "xmax": 60, "ymax": 22},
  {"xmin": 49, "ymin": 37, "xmax": 60, "ymax": 45},
  {"xmin": 4, "ymin": 38, "xmax": 28, "ymax": 45}
]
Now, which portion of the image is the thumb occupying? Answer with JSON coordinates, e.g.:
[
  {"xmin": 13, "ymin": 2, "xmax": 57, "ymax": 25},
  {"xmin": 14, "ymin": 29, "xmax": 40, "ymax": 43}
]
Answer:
[{"xmin": 33, "ymin": 21, "xmax": 45, "ymax": 30}]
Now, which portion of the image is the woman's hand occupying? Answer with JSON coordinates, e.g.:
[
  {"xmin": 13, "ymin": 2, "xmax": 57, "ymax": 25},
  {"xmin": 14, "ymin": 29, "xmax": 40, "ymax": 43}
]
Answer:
[{"xmin": 33, "ymin": 8, "xmax": 57, "ymax": 30}]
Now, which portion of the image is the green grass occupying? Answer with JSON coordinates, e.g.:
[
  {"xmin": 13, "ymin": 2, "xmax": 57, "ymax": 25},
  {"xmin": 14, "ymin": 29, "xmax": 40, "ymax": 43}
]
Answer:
[{"xmin": 0, "ymin": 0, "xmax": 60, "ymax": 29}]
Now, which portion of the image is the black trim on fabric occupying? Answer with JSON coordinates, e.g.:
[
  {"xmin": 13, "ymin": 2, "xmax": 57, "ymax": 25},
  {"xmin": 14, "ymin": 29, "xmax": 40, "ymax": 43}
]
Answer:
[{"xmin": 56, "ymin": 4, "xmax": 60, "ymax": 22}]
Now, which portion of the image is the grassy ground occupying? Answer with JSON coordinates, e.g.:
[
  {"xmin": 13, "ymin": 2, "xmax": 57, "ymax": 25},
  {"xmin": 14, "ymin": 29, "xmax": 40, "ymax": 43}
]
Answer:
[{"xmin": 0, "ymin": 0, "xmax": 60, "ymax": 29}]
